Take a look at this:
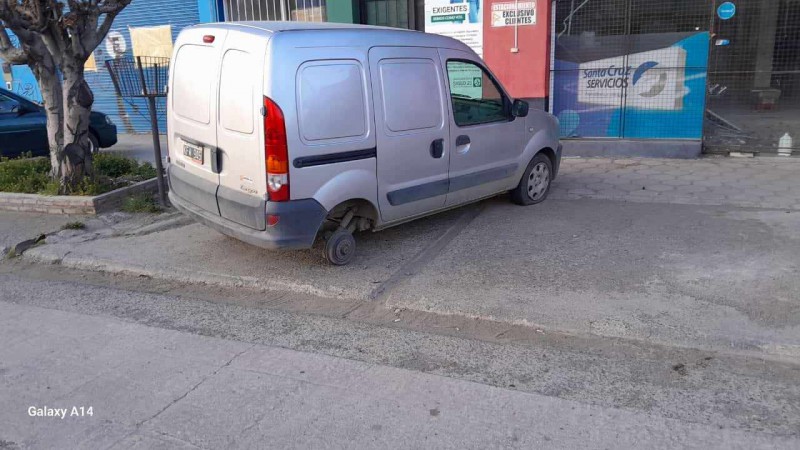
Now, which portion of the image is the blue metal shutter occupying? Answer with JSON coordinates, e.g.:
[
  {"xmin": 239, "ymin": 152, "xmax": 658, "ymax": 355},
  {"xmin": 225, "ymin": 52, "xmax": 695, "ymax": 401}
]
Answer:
[{"xmin": 87, "ymin": 0, "xmax": 201, "ymax": 134}]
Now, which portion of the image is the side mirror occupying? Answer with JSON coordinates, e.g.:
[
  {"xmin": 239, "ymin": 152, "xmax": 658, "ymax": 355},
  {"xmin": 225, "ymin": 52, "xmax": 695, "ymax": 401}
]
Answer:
[{"xmin": 512, "ymin": 99, "xmax": 529, "ymax": 118}]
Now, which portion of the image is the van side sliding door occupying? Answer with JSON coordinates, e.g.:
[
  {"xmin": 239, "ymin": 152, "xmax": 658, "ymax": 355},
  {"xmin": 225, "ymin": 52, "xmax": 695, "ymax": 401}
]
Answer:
[{"xmin": 368, "ymin": 47, "xmax": 451, "ymax": 223}]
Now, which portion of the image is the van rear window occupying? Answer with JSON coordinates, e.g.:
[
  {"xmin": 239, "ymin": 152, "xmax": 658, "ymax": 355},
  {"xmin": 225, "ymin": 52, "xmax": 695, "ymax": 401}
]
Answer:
[
  {"xmin": 219, "ymin": 50, "xmax": 255, "ymax": 134},
  {"xmin": 172, "ymin": 45, "xmax": 213, "ymax": 124}
]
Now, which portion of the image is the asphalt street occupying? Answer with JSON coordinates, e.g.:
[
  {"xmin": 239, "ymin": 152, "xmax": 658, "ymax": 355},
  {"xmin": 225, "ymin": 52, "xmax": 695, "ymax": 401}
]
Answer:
[
  {"xmin": 104, "ymin": 134, "xmax": 165, "ymax": 166},
  {"xmin": 1, "ymin": 268, "xmax": 798, "ymax": 449}
]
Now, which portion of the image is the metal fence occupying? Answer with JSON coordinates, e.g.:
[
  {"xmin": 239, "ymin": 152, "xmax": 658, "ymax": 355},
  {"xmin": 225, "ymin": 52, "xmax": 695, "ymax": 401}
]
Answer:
[
  {"xmin": 552, "ymin": 0, "xmax": 800, "ymax": 154},
  {"xmin": 105, "ymin": 57, "xmax": 170, "ymax": 98},
  {"xmin": 704, "ymin": 0, "xmax": 800, "ymax": 154},
  {"xmin": 551, "ymin": 0, "xmax": 712, "ymax": 141},
  {"xmin": 222, "ymin": 0, "xmax": 327, "ymax": 22},
  {"xmin": 361, "ymin": 0, "xmax": 410, "ymax": 29},
  {"xmin": 104, "ymin": 56, "xmax": 170, "ymax": 205}
]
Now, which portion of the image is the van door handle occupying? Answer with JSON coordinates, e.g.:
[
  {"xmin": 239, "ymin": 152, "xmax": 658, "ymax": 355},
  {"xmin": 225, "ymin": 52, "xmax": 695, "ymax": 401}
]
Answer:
[
  {"xmin": 455, "ymin": 135, "xmax": 471, "ymax": 154},
  {"xmin": 430, "ymin": 138, "xmax": 444, "ymax": 159},
  {"xmin": 210, "ymin": 147, "xmax": 222, "ymax": 174}
]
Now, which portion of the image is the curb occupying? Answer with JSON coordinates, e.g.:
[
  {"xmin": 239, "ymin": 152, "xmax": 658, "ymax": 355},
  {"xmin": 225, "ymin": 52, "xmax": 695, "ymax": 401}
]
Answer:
[{"xmin": 23, "ymin": 248, "xmax": 356, "ymax": 300}]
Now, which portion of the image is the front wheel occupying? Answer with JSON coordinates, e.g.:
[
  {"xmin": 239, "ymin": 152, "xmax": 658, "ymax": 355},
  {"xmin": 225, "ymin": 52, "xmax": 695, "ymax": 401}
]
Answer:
[{"xmin": 510, "ymin": 153, "xmax": 552, "ymax": 206}]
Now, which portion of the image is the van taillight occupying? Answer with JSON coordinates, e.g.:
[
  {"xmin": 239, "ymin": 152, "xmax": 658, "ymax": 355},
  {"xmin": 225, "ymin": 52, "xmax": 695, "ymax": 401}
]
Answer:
[{"xmin": 264, "ymin": 96, "xmax": 289, "ymax": 202}]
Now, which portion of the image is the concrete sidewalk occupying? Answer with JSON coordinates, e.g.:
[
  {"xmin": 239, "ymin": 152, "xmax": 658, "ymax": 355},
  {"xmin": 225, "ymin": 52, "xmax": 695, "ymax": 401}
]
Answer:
[
  {"xmin": 2, "ymin": 300, "xmax": 795, "ymax": 449},
  {"xmin": 551, "ymin": 156, "xmax": 800, "ymax": 210}
]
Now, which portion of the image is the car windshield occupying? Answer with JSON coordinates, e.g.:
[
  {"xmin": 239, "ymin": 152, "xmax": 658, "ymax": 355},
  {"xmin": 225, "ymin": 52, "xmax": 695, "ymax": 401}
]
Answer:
[{"xmin": 0, "ymin": 93, "xmax": 20, "ymax": 114}]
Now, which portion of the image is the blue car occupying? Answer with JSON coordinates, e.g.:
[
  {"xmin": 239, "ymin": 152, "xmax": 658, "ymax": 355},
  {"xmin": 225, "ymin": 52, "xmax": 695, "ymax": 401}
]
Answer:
[{"xmin": 0, "ymin": 87, "xmax": 117, "ymax": 158}]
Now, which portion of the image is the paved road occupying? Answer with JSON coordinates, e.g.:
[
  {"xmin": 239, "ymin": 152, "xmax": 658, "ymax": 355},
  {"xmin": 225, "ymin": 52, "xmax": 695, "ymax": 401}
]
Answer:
[
  {"xmin": 1, "ymin": 270, "xmax": 798, "ymax": 449},
  {"xmin": 104, "ymin": 134, "xmax": 165, "ymax": 166}
]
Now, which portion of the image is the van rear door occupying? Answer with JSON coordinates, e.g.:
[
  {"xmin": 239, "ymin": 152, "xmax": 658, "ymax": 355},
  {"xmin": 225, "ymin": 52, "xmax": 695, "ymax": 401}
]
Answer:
[
  {"xmin": 168, "ymin": 28, "xmax": 228, "ymax": 215},
  {"xmin": 215, "ymin": 31, "xmax": 270, "ymax": 231}
]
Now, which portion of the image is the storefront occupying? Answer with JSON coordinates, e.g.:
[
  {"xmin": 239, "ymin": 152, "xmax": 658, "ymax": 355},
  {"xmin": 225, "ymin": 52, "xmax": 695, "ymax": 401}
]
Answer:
[
  {"xmin": 362, "ymin": 0, "xmax": 800, "ymax": 157},
  {"xmin": 550, "ymin": 0, "xmax": 712, "ymax": 157},
  {"xmin": 3, "ymin": 0, "xmax": 797, "ymax": 155}
]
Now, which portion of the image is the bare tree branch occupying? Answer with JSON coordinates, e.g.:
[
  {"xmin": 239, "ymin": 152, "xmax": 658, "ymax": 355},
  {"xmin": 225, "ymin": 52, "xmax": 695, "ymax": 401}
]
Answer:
[
  {"xmin": 98, "ymin": 0, "xmax": 132, "ymax": 14},
  {"xmin": 0, "ymin": 23, "xmax": 27, "ymax": 64},
  {"xmin": 84, "ymin": 0, "xmax": 130, "ymax": 52}
]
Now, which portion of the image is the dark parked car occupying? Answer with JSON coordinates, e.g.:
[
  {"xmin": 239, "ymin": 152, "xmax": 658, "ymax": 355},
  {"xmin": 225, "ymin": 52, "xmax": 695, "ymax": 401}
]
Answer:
[{"xmin": 0, "ymin": 87, "xmax": 117, "ymax": 158}]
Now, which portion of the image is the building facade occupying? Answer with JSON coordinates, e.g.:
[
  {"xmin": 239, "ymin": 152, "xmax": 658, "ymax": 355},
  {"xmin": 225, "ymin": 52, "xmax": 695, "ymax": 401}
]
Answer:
[{"xmin": 3, "ymin": 0, "xmax": 798, "ymax": 156}]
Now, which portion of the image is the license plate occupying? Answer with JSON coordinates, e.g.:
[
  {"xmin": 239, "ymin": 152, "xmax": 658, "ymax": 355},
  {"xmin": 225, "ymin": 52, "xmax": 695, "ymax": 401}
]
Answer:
[{"xmin": 183, "ymin": 143, "xmax": 204, "ymax": 164}]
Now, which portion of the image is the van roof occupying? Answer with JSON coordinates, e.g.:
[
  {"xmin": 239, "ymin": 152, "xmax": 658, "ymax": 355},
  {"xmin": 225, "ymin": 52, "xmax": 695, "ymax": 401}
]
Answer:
[{"xmin": 188, "ymin": 21, "xmax": 475, "ymax": 54}]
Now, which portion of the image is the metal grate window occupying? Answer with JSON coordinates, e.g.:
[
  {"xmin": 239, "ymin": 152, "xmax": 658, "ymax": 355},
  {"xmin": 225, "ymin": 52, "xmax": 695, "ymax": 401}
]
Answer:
[
  {"xmin": 552, "ymin": 0, "xmax": 712, "ymax": 141},
  {"xmin": 290, "ymin": 0, "xmax": 327, "ymax": 21},
  {"xmin": 362, "ymin": 0, "xmax": 410, "ymax": 29},
  {"xmin": 704, "ymin": 0, "xmax": 800, "ymax": 154},
  {"xmin": 222, "ymin": 0, "xmax": 327, "ymax": 22},
  {"xmin": 553, "ymin": 0, "xmax": 800, "ymax": 154}
]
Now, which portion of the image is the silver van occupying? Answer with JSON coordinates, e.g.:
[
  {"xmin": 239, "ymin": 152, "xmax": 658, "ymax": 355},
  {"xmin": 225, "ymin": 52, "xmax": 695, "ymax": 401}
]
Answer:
[{"xmin": 167, "ymin": 22, "xmax": 561, "ymax": 265}]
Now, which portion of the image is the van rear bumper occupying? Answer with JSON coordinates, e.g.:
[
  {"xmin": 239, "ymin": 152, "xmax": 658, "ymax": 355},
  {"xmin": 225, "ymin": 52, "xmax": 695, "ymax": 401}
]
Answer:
[{"xmin": 169, "ymin": 190, "xmax": 327, "ymax": 250}]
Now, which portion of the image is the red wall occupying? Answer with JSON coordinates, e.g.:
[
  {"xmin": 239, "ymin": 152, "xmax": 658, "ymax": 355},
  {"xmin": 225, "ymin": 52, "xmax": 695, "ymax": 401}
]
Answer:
[{"xmin": 482, "ymin": 0, "xmax": 551, "ymax": 101}]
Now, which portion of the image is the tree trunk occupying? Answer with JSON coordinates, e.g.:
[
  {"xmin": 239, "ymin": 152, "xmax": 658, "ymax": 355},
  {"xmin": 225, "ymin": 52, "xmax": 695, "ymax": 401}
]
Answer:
[
  {"xmin": 59, "ymin": 61, "xmax": 94, "ymax": 192},
  {"xmin": 31, "ymin": 61, "xmax": 63, "ymax": 178}
]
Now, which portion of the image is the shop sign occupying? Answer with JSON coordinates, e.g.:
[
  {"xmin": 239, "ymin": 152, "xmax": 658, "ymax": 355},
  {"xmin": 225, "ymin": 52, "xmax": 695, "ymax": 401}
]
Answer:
[
  {"xmin": 425, "ymin": 0, "xmax": 483, "ymax": 57},
  {"xmin": 577, "ymin": 47, "xmax": 688, "ymax": 111},
  {"xmin": 491, "ymin": 1, "xmax": 536, "ymax": 27}
]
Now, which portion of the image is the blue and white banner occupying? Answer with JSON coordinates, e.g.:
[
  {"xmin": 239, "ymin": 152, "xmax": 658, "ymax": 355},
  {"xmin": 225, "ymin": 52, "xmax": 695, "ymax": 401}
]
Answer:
[{"xmin": 552, "ymin": 32, "xmax": 709, "ymax": 139}]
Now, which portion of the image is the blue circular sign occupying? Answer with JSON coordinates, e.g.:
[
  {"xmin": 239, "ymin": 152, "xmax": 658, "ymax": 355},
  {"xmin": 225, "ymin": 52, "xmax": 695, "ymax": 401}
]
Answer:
[{"xmin": 718, "ymin": 2, "xmax": 736, "ymax": 20}]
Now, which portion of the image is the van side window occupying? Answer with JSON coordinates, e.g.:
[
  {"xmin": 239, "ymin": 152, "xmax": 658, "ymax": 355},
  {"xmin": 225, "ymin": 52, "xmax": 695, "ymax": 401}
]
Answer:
[
  {"xmin": 446, "ymin": 60, "xmax": 510, "ymax": 127},
  {"xmin": 379, "ymin": 59, "xmax": 443, "ymax": 133},
  {"xmin": 297, "ymin": 62, "xmax": 367, "ymax": 142}
]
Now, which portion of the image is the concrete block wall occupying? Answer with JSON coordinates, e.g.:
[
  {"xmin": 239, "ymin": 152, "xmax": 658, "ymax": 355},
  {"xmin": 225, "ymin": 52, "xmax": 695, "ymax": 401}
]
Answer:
[{"xmin": 0, "ymin": 179, "xmax": 158, "ymax": 215}]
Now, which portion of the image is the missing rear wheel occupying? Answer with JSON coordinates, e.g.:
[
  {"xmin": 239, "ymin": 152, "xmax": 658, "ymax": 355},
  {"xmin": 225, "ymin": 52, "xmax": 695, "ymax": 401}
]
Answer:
[{"xmin": 323, "ymin": 230, "xmax": 356, "ymax": 266}]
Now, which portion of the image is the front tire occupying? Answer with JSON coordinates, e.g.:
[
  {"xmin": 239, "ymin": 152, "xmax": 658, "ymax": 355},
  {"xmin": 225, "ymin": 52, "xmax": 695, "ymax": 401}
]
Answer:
[{"xmin": 511, "ymin": 153, "xmax": 552, "ymax": 206}]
